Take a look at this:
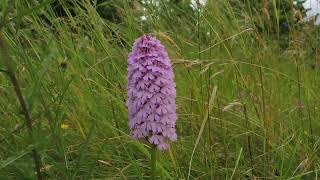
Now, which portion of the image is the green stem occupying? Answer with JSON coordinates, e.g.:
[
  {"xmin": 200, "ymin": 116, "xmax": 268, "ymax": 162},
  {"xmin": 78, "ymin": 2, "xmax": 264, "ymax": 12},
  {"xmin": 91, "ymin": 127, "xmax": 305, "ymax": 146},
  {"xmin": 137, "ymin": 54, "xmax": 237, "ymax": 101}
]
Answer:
[
  {"xmin": 151, "ymin": 145, "xmax": 157, "ymax": 179},
  {"xmin": 0, "ymin": 32, "xmax": 43, "ymax": 180}
]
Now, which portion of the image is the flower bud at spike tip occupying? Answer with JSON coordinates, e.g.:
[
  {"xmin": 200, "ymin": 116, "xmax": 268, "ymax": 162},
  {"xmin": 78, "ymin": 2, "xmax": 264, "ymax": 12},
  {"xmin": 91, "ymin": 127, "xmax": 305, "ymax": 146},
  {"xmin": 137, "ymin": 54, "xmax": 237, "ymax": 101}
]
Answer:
[{"xmin": 126, "ymin": 35, "xmax": 177, "ymax": 150}]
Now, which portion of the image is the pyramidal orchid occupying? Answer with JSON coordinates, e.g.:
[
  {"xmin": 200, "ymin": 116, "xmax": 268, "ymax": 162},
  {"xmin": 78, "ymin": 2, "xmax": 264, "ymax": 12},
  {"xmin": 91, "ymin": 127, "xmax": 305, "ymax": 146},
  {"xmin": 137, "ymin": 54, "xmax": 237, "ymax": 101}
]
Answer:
[{"xmin": 127, "ymin": 35, "xmax": 177, "ymax": 150}]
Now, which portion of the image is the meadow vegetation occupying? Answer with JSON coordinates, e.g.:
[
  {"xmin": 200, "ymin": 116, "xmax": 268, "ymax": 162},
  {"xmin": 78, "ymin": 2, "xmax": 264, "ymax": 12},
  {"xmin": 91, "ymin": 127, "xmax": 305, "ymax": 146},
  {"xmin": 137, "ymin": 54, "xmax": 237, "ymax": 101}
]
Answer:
[{"xmin": 0, "ymin": 0, "xmax": 319, "ymax": 179}]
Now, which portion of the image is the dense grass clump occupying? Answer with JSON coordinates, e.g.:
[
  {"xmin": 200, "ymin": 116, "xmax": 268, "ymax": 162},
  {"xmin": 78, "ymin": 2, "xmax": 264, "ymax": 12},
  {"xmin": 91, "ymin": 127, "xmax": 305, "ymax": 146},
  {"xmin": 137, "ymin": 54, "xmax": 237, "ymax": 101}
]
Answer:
[{"xmin": 0, "ymin": 0, "xmax": 319, "ymax": 179}]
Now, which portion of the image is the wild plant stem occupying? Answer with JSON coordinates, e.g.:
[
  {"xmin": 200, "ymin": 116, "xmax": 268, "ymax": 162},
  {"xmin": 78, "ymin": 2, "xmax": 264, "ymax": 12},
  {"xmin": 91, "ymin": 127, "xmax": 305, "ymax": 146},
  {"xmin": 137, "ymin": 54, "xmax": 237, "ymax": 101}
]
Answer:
[
  {"xmin": 0, "ymin": 32, "xmax": 43, "ymax": 180},
  {"xmin": 294, "ymin": 54, "xmax": 304, "ymax": 130},
  {"xmin": 151, "ymin": 145, "xmax": 157, "ymax": 179},
  {"xmin": 306, "ymin": 100, "xmax": 314, "ymax": 144},
  {"xmin": 242, "ymin": 104, "xmax": 254, "ymax": 176},
  {"xmin": 208, "ymin": 29, "xmax": 214, "ymax": 179},
  {"xmin": 258, "ymin": 54, "xmax": 269, "ymax": 176},
  {"xmin": 197, "ymin": 0, "xmax": 203, "ymax": 110},
  {"xmin": 0, "ymin": 32, "xmax": 42, "ymax": 180}
]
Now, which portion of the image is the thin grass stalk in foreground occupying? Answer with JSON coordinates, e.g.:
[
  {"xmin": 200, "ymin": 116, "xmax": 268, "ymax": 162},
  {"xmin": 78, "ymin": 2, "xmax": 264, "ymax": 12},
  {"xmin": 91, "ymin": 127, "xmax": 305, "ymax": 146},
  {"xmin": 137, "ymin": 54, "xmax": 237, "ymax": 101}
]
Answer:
[
  {"xmin": 207, "ymin": 30, "xmax": 215, "ymax": 179},
  {"xmin": 197, "ymin": 0, "xmax": 203, "ymax": 109},
  {"xmin": 151, "ymin": 145, "xmax": 158, "ymax": 179},
  {"xmin": 0, "ymin": 32, "xmax": 43, "ymax": 180},
  {"xmin": 230, "ymin": 147, "xmax": 243, "ymax": 180},
  {"xmin": 257, "ymin": 52, "xmax": 270, "ymax": 176},
  {"xmin": 294, "ymin": 54, "xmax": 304, "ymax": 130},
  {"xmin": 188, "ymin": 86, "xmax": 217, "ymax": 179},
  {"xmin": 306, "ymin": 101, "xmax": 314, "ymax": 144},
  {"xmin": 242, "ymin": 103, "xmax": 254, "ymax": 176}
]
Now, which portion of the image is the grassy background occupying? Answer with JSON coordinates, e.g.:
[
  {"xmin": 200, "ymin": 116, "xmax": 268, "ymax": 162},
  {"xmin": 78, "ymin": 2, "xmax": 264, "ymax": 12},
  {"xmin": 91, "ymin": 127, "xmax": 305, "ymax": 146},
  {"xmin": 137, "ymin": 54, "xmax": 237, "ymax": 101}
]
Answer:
[{"xmin": 0, "ymin": 0, "xmax": 319, "ymax": 179}]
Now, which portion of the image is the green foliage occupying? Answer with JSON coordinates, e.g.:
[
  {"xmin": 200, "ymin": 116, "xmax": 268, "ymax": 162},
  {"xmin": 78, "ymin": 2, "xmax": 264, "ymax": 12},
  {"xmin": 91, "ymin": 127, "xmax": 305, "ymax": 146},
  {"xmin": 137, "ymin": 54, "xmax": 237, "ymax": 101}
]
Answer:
[
  {"xmin": 0, "ymin": 0, "xmax": 319, "ymax": 179},
  {"xmin": 239, "ymin": 0, "xmax": 307, "ymax": 35}
]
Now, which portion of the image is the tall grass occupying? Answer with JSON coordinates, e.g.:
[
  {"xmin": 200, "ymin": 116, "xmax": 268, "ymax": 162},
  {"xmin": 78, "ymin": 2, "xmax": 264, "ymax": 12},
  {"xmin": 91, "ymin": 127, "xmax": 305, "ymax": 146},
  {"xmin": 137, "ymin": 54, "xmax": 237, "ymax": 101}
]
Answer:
[{"xmin": 0, "ymin": 0, "xmax": 319, "ymax": 179}]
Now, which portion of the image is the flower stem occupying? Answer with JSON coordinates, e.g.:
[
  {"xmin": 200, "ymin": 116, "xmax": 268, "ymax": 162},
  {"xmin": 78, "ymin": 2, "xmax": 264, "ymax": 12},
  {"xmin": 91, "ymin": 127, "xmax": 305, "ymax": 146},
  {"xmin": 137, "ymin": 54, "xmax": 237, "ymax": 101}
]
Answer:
[{"xmin": 151, "ymin": 145, "xmax": 157, "ymax": 179}]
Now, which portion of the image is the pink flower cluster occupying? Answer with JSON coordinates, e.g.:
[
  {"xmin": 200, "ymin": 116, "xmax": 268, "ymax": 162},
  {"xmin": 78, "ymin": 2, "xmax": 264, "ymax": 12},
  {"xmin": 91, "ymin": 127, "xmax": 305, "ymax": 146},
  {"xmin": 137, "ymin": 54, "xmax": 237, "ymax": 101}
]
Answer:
[{"xmin": 127, "ymin": 35, "xmax": 177, "ymax": 150}]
